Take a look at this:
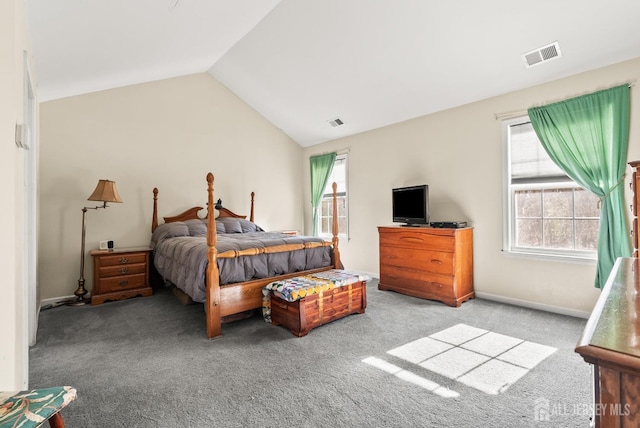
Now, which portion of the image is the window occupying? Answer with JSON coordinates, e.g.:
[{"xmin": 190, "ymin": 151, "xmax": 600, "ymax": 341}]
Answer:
[
  {"xmin": 503, "ymin": 118, "xmax": 599, "ymax": 259},
  {"xmin": 318, "ymin": 153, "xmax": 348, "ymax": 238}
]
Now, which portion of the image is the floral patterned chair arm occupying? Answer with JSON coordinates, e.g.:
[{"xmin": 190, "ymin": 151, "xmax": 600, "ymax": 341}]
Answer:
[{"xmin": 0, "ymin": 386, "xmax": 77, "ymax": 428}]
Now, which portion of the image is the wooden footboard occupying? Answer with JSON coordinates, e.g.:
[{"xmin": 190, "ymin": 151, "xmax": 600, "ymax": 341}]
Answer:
[{"xmin": 152, "ymin": 173, "xmax": 341, "ymax": 339}]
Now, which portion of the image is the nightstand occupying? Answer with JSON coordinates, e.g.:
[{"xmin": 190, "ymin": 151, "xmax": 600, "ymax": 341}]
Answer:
[
  {"xmin": 274, "ymin": 230, "xmax": 298, "ymax": 236},
  {"xmin": 90, "ymin": 247, "xmax": 153, "ymax": 305}
]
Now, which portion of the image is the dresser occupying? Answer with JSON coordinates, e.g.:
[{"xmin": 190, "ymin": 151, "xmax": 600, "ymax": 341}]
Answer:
[
  {"xmin": 575, "ymin": 257, "xmax": 640, "ymax": 427},
  {"xmin": 377, "ymin": 226, "xmax": 474, "ymax": 307},
  {"xmin": 628, "ymin": 160, "xmax": 640, "ymax": 256},
  {"xmin": 90, "ymin": 247, "xmax": 153, "ymax": 305}
]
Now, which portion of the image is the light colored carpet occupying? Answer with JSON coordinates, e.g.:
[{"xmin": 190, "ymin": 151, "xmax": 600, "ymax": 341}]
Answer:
[{"xmin": 30, "ymin": 279, "xmax": 592, "ymax": 427}]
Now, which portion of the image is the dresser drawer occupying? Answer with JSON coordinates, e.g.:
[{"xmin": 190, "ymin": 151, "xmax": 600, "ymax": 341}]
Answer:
[
  {"xmin": 97, "ymin": 273, "xmax": 146, "ymax": 293},
  {"xmin": 380, "ymin": 265, "xmax": 454, "ymax": 287},
  {"xmin": 99, "ymin": 263, "xmax": 146, "ymax": 278},
  {"xmin": 379, "ymin": 231, "xmax": 454, "ymax": 252},
  {"xmin": 97, "ymin": 252, "xmax": 147, "ymax": 267},
  {"xmin": 380, "ymin": 268, "xmax": 455, "ymax": 300},
  {"xmin": 379, "ymin": 246, "xmax": 454, "ymax": 275}
]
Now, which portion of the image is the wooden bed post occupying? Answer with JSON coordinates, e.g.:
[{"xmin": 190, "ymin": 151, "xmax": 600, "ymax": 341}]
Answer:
[
  {"xmin": 250, "ymin": 191, "xmax": 255, "ymax": 223},
  {"xmin": 206, "ymin": 173, "xmax": 222, "ymax": 338},
  {"xmin": 152, "ymin": 188, "xmax": 159, "ymax": 232},
  {"xmin": 331, "ymin": 182, "xmax": 341, "ymax": 269}
]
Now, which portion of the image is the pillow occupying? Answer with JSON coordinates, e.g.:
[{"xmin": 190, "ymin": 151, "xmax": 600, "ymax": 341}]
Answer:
[
  {"xmin": 184, "ymin": 219, "xmax": 207, "ymax": 237},
  {"xmin": 150, "ymin": 222, "xmax": 189, "ymax": 249},
  {"xmin": 216, "ymin": 217, "xmax": 264, "ymax": 233},
  {"xmin": 215, "ymin": 220, "xmax": 226, "ymax": 234},
  {"xmin": 222, "ymin": 219, "xmax": 243, "ymax": 233},
  {"xmin": 239, "ymin": 218, "xmax": 264, "ymax": 233}
]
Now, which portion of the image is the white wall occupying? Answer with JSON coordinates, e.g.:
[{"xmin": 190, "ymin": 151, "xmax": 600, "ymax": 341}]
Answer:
[
  {"xmin": 303, "ymin": 57, "xmax": 640, "ymax": 317},
  {"xmin": 39, "ymin": 73, "xmax": 302, "ymax": 300},
  {"xmin": 0, "ymin": 0, "xmax": 30, "ymax": 391},
  {"xmin": 38, "ymin": 53, "xmax": 640, "ymax": 317}
]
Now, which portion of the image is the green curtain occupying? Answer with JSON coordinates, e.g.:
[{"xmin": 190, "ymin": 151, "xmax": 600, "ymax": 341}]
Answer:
[
  {"xmin": 528, "ymin": 84, "xmax": 631, "ymax": 288},
  {"xmin": 310, "ymin": 152, "xmax": 337, "ymax": 236}
]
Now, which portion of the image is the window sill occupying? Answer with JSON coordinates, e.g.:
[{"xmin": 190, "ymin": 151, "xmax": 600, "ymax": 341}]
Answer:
[{"xmin": 502, "ymin": 249, "xmax": 597, "ymax": 265}]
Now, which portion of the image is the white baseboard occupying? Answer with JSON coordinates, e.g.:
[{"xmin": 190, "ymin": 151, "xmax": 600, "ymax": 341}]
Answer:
[
  {"xmin": 346, "ymin": 270, "xmax": 377, "ymax": 280},
  {"xmin": 42, "ymin": 283, "xmax": 590, "ymax": 319},
  {"xmin": 40, "ymin": 295, "xmax": 76, "ymax": 309},
  {"xmin": 475, "ymin": 291, "xmax": 590, "ymax": 319}
]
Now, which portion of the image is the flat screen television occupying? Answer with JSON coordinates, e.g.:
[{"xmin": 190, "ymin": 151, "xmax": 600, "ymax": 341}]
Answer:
[{"xmin": 392, "ymin": 185, "xmax": 429, "ymax": 226}]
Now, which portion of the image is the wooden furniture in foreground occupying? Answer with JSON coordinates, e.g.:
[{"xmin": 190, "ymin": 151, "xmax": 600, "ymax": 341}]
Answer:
[
  {"xmin": 270, "ymin": 277, "xmax": 367, "ymax": 337},
  {"xmin": 576, "ymin": 257, "xmax": 640, "ymax": 427},
  {"xmin": 377, "ymin": 226, "xmax": 474, "ymax": 307},
  {"xmin": 151, "ymin": 174, "xmax": 341, "ymax": 339},
  {"xmin": 628, "ymin": 160, "xmax": 640, "ymax": 256},
  {"xmin": 0, "ymin": 386, "xmax": 76, "ymax": 428},
  {"xmin": 90, "ymin": 247, "xmax": 152, "ymax": 305}
]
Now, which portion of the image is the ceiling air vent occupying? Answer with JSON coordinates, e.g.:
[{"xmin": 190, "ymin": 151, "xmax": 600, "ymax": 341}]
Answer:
[
  {"xmin": 522, "ymin": 41, "xmax": 562, "ymax": 68},
  {"xmin": 328, "ymin": 117, "xmax": 345, "ymax": 127}
]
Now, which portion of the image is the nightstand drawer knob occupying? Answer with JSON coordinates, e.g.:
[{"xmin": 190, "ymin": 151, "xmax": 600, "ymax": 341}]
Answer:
[
  {"xmin": 119, "ymin": 267, "xmax": 129, "ymax": 274},
  {"xmin": 119, "ymin": 257, "xmax": 129, "ymax": 264},
  {"xmin": 118, "ymin": 280, "xmax": 129, "ymax": 287}
]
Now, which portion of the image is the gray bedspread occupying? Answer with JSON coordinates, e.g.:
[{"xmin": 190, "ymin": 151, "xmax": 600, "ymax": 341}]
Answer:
[{"xmin": 151, "ymin": 218, "xmax": 332, "ymax": 303}]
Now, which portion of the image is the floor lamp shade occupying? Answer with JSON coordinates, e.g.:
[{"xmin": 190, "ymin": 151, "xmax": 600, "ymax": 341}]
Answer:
[{"xmin": 88, "ymin": 179, "xmax": 123, "ymax": 204}]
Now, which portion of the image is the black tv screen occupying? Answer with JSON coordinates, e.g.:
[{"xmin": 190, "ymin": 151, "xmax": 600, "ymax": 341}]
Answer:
[{"xmin": 392, "ymin": 185, "xmax": 429, "ymax": 225}]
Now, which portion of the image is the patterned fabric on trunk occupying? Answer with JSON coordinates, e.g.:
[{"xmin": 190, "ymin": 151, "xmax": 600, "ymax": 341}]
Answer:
[{"xmin": 262, "ymin": 270, "xmax": 370, "ymax": 322}]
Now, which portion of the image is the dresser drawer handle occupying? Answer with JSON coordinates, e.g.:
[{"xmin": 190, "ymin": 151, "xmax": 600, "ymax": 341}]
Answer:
[
  {"xmin": 431, "ymin": 259, "xmax": 443, "ymax": 264},
  {"xmin": 119, "ymin": 267, "xmax": 129, "ymax": 274},
  {"xmin": 119, "ymin": 257, "xmax": 129, "ymax": 264},
  {"xmin": 118, "ymin": 280, "xmax": 129, "ymax": 287}
]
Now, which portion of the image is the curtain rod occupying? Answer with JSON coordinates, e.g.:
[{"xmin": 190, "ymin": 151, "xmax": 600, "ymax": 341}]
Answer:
[
  {"xmin": 310, "ymin": 147, "xmax": 350, "ymax": 157},
  {"xmin": 494, "ymin": 81, "xmax": 635, "ymax": 121}
]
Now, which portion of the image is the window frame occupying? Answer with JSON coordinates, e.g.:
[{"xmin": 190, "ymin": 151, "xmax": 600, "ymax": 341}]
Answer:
[
  {"xmin": 317, "ymin": 153, "xmax": 349, "ymax": 240},
  {"xmin": 502, "ymin": 116, "xmax": 598, "ymax": 262}
]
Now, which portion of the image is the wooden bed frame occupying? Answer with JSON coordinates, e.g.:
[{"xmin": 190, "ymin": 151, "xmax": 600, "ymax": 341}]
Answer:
[{"xmin": 151, "ymin": 172, "xmax": 341, "ymax": 339}]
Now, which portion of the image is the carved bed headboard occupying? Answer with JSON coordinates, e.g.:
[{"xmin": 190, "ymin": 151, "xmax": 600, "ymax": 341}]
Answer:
[{"xmin": 151, "ymin": 187, "xmax": 255, "ymax": 232}]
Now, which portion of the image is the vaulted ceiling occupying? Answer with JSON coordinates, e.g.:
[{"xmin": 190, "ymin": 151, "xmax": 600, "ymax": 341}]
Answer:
[{"xmin": 26, "ymin": 0, "xmax": 640, "ymax": 147}]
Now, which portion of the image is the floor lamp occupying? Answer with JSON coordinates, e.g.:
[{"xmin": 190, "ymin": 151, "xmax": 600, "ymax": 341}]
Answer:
[{"xmin": 70, "ymin": 179, "xmax": 123, "ymax": 305}]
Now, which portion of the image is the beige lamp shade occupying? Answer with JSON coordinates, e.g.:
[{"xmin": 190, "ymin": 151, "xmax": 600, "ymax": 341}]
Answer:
[{"xmin": 87, "ymin": 179, "xmax": 123, "ymax": 203}]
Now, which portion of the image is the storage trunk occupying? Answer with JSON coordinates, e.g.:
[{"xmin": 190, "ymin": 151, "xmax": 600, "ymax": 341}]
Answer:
[{"xmin": 270, "ymin": 280, "xmax": 367, "ymax": 336}]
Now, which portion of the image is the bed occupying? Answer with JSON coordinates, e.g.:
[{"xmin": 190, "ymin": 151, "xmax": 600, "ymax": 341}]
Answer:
[{"xmin": 150, "ymin": 172, "xmax": 341, "ymax": 338}]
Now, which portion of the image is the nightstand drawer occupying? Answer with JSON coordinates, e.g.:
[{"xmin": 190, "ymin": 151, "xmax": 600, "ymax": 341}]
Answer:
[
  {"xmin": 97, "ymin": 253, "xmax": 147, "ymax": 267},
  {"xmin": 98, "ymin": 273, "xmax": 146, "ymax": 293},
  {"xmin": 99, "ymin": 263, "xmax": 146, "ymax": 278}
]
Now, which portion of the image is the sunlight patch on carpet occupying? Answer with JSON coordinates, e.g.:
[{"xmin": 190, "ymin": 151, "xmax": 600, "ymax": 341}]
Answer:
[
  {"xmin": 362, "ymin": 357, "xmax": 460, "ymax": 398},
  {"xmin": 386, "ymin": 337, "xmax": 453, "ymax": 364},
  {"xmin": 364, "ymin": 323, "xmax": 557, "ymax": 396}
]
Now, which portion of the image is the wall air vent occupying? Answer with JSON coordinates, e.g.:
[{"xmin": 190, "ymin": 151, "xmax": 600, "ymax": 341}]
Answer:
[
  {"xmin": 522, "ymin": 41, "xmax": 562, "ymax": 68},
  {"xmin": 328, "ymin": 117, "xmax": 345, "ymax": 127}
]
